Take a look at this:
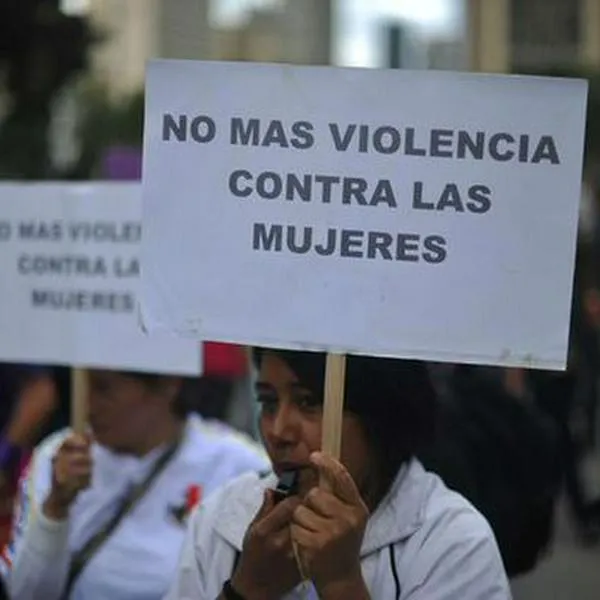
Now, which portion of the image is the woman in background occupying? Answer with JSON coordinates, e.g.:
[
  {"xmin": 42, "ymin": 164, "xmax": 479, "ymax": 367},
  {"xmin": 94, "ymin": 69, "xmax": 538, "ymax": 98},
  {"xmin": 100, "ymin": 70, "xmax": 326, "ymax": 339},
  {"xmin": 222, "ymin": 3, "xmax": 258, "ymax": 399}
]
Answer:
[{"xmin": 1, "ymin": 368, "xmax": 268, "ymax": 600}]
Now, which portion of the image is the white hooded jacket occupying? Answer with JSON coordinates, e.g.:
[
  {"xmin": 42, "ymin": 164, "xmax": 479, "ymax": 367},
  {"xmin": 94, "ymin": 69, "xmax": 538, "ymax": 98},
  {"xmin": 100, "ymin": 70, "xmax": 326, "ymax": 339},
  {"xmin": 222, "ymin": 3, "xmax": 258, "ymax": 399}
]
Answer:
[{"xmin": 165, "ymin": 458, "xmax": 512, "ymax": 599}]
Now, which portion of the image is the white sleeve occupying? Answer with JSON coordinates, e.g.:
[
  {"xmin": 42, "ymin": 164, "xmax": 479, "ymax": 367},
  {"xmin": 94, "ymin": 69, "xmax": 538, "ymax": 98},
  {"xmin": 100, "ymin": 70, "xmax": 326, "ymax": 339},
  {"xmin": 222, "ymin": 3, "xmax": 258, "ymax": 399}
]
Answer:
[
  {"xmin": 1, "ymin": 440, "xmax": 72, "ymax": 600},
  {"xmin": 401, "ymin": 513, "xmax": 512, "ymax": 600}
]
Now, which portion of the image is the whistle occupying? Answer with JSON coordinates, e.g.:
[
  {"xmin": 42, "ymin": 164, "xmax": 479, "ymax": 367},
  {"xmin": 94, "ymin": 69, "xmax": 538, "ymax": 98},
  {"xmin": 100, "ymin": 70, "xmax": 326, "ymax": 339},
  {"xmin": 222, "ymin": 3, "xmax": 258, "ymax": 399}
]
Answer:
[{"xmin": 273, "ymin": 469, "xmax": 299, "ymax": 503}]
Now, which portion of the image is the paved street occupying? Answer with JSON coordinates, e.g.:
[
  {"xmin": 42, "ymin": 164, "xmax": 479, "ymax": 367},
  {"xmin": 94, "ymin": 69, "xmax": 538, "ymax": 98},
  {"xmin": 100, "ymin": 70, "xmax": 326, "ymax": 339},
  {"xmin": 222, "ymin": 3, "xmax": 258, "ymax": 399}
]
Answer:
[
  {"xmin": 511, "ymin": 527, "xmax": 600, "ymax": 599},
  {"xmin": 511, "ymin": 454, "xmax": 600, "ymax": 599}
]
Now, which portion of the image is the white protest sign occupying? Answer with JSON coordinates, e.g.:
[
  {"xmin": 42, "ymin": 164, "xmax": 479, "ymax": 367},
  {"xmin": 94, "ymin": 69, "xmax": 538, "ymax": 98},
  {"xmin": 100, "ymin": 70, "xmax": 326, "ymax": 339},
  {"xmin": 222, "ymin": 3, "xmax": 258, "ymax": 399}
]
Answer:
[
  {"xmin": 141, "ymin": 60, "xmax": 587, "ymax": 369},
  {"xmin": 0, "ymin": 183, "xmax": 201, "ymax": 374}
]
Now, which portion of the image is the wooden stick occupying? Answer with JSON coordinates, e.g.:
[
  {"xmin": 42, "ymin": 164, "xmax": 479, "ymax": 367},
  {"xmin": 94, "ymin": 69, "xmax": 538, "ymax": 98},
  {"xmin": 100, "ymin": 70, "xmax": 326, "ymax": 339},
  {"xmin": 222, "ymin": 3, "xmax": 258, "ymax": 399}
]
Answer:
[
  {"xmin": 291, "ymin": 352, "xmax": 346, "ymax": 580},
  {"xmin": 70, "ymin": 368, "xmax": 88, "ymax": 435},
  {"xmin": 321, "ymin": 352, "xmax": 346, "ymax": 462}
]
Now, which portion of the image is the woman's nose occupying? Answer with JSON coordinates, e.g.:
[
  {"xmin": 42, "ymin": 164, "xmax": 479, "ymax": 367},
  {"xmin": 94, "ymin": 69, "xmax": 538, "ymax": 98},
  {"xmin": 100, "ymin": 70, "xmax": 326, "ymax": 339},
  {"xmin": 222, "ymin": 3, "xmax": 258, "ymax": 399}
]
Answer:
[{"xmin": 270, "ymin": 401, "xmax": 300, "ymax": 442}]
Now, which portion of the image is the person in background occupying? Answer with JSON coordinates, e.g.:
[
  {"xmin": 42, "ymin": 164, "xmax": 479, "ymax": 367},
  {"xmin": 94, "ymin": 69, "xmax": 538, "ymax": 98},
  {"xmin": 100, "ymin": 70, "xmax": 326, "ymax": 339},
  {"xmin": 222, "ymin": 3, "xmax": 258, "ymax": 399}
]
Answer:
[
  {"xmin": 527, "ymin": 243, "xmax": 600, "ymax": 545},
  {"xmin": 0, "ymin": 364, "xmax": 59, "ymax": 546},
  {"xmin": 0, "ymin": 368, "xmax": 269, "ymax": 600},
  {"xmin": 166, "ymin": 349, "xmax": 511, "ymax": 599},
  {"xmin": 186, "ymin": 342, "xmax": 260, "ymax": 440}
]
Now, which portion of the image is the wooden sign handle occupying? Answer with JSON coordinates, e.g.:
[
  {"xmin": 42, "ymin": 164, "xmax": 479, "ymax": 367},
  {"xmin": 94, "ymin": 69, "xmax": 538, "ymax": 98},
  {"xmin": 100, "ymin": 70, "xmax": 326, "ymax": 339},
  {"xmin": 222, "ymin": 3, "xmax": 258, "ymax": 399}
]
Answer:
[
  {"xmin": 70, "ymin": 368, "xmax": 88, "ymax": 435},
  {"xmin": 320, "ymin": 353, "xmax": 346, "ymax": 488}
]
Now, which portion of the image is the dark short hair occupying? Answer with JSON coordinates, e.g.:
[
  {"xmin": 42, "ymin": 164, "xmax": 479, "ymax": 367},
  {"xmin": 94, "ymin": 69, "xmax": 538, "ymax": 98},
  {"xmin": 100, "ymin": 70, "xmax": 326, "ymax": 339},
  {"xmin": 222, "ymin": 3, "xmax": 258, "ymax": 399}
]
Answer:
[
  {"xmin": 119, "ymin": 371, "xmax": 242, "ymax": 421},
  {"xmin": 118, "ymin": 371, "xmax": 189, "ymax": 418},
  {"xmin": 253, "ymin": 348, "xmax": 437, "ymax": 499}
]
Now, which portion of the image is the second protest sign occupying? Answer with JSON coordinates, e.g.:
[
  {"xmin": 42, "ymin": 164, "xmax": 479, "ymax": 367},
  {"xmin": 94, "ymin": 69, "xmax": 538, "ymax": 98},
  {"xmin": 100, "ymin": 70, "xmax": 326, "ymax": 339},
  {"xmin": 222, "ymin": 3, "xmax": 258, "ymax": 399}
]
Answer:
[{"xmin": 0, "ymin": 182, "xmax": 201, "ymax": 374}]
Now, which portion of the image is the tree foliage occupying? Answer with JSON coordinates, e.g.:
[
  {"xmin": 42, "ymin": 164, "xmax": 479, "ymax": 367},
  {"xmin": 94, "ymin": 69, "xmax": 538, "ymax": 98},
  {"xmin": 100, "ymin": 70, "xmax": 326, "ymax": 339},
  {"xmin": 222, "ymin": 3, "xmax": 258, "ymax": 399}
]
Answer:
[{"xmin": 0, "ymin": 0, "xmax": 94, "ymax": 178}]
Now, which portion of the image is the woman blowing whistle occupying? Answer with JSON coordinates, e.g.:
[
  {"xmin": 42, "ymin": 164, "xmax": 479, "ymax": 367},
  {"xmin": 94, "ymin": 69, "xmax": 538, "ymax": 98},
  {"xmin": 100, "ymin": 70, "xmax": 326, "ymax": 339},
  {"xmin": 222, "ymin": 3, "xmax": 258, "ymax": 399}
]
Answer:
[{"xmin": 166, "ymin": 349, "xmax": 512, "ymax": 599}]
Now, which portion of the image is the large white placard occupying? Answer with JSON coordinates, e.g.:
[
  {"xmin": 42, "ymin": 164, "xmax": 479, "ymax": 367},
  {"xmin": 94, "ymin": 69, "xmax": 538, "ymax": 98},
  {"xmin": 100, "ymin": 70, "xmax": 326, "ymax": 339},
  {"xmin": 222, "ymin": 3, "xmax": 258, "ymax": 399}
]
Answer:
[
  {"xmin": 0, "ymin": 183, "xmax": 201, "ymax": 374},
  {"xmin": 141, "ymin": 60, "xmax": 587, "ymax": 369}
]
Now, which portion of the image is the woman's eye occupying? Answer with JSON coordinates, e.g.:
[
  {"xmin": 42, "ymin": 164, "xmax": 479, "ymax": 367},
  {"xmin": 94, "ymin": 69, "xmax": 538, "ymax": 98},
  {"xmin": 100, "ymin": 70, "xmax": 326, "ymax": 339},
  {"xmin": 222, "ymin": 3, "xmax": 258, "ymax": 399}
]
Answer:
[
  {"xmin": 256, "ymin": 393, "xmax": 278, "ymax": 413},
  {"xmin": 294, "ymin": 393, "xmax": 321, "ymax": 412}
]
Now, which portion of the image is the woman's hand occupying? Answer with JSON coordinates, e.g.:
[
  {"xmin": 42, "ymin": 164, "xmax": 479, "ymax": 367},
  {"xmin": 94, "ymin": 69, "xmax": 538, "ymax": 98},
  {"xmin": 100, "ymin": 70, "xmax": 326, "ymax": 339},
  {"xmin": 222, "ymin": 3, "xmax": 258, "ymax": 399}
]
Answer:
[
  {"xmin": 231, "ymin": 489, "xmax": 302, "ymax": 600},
  {"xmin": 291, "ymin": 452, "xmax": 370, "ymax": 597},
  {"xmin": 43, "ymin": 433, "xmax": 92, "ymax": 520}
]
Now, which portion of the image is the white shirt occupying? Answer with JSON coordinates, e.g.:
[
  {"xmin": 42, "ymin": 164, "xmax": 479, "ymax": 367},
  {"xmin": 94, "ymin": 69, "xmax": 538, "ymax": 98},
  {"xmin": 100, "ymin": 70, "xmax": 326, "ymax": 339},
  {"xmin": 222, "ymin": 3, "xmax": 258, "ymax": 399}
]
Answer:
[
  {"xmin": 1, "ymin": 415, "xmax": 270, "ymax": 600},
  {"xmin": 165, "ymin": 458, "xmax": 512, "ymax": 599}
]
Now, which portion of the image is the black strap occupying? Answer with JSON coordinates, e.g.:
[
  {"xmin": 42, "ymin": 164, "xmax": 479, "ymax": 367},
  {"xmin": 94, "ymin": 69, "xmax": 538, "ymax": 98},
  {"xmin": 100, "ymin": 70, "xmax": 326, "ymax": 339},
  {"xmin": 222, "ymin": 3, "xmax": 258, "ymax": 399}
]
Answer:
[
  {"xmin": 389, "ymin": 544, "xmax": 401, "ymax": 599},
  {"xmin": 63, "ymin": 438, "xmax": 182, "ymax": 597}
]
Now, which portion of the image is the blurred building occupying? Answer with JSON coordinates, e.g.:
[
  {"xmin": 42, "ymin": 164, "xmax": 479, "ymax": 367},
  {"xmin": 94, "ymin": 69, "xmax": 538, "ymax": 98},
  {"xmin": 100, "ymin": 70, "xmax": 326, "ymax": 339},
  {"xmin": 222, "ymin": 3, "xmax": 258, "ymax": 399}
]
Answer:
[
  {"xmin": 87, "ymin": 0, "xmax": 211, "ymax": 97},
  {"xmin": 381, "ymin": 21, "xmax": 465, "ymax": 71},
  {"xmin": 84, "ymin": 0, "xmax": 331, "ymax": 96},
  {"xmin": 212, "ymin": 0, "xmax": 332, "ymax": 64},
  {"xmin": 383, "ymin": 22, "xmax": 427, "ymax": 69},
  {"xmin": 428, "ymin": 38, "xmax": 466, "ymax": 70},
  {"xmin": 467, "ymin": 0, "xmax": 600, "ymax": 72}
]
